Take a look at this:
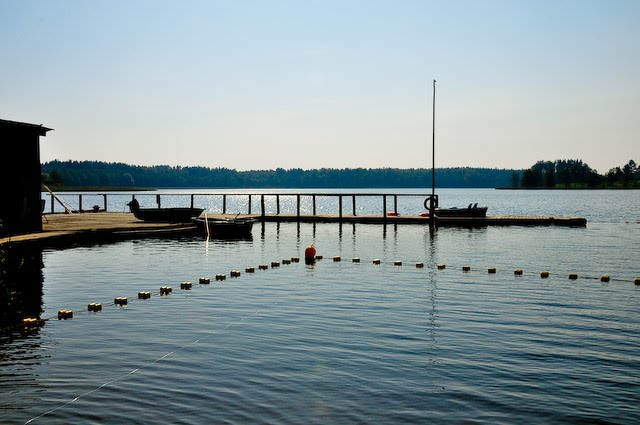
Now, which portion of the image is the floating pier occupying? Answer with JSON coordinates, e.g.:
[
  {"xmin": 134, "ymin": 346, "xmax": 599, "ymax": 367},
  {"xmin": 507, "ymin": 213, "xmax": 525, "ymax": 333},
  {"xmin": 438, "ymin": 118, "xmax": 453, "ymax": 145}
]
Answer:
[
  {"xmin": 0, "ymin": 210, "xmax": 586, "ymax": 247},
  {"xmin": 257, "ymin": 213, "xmax": 587, "ymax": 227}
]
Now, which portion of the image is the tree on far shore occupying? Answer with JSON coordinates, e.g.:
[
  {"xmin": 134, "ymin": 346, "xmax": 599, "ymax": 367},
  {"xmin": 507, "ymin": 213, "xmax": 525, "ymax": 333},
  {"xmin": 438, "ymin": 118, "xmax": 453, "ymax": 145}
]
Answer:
[{"xmin": 518, "ymin": 159, "xmax": 638, "ymax": 188}]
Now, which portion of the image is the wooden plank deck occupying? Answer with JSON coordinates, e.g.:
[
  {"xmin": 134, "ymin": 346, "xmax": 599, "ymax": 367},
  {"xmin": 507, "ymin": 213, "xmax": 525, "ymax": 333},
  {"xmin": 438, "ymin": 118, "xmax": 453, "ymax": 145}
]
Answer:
[
  {"xmin": 0, "ymin": 212, "xmax": 587, "ymax": 247},
  {"xmin": 0, "ymin": 212, "xmax": 198, "ymax": 247}
]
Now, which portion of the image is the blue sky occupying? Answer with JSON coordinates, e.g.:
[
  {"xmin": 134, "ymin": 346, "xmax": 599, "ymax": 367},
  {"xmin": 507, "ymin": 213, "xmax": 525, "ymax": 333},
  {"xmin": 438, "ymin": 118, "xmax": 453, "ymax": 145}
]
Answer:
[{"xmin": 2, "ymin": 0, "xmax": 639, "ymax": 173}]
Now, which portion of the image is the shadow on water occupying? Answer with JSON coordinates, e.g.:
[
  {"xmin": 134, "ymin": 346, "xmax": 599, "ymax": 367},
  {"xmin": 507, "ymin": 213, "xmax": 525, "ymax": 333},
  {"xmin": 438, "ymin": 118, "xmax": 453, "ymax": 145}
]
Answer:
[{"xmin": 0, "ymin": 245, "xmax": 44, "ymax": 342}]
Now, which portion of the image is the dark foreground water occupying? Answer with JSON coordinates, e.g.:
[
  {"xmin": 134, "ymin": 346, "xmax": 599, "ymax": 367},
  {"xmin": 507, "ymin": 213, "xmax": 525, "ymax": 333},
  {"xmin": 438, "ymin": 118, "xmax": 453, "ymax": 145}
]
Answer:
[{"xmin": 1, "ymin": 189, "xmax": 639, "ymax": 424}]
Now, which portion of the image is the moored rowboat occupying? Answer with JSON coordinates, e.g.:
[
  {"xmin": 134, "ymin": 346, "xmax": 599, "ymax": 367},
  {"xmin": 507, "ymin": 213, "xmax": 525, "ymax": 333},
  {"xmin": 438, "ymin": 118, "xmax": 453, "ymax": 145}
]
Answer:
[
  {"xmin": 191, "ymin": 216, "xmax": 256, "ymax": 236},
  {"xmin": 127, "ymin": 199, "xmax": 204, "ymax": 223}
]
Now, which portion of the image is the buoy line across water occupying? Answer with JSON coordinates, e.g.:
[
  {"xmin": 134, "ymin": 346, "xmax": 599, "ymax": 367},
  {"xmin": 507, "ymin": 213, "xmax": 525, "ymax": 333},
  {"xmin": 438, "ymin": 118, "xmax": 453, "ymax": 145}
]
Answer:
[
  {"xmin": 7, "ymin": 253, "xmax": 640, "ymax": 337},
  {"xmin": 6, "ymin": 250, "xmax": 640, "ymax": 334}
]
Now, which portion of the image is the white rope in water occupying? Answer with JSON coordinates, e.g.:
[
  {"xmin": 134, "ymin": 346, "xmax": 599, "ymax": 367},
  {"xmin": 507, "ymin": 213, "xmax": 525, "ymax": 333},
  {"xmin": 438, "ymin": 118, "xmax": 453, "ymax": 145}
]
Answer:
[{"xmin": 24, "ymin": 303, "xmax": 273, "ymax": 424}]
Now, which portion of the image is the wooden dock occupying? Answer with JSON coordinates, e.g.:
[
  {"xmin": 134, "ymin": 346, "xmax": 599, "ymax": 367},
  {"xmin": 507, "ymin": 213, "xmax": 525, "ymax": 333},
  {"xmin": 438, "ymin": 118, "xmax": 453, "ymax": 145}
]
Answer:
[
  {"xmin": 0, "ymin": 212, "xmax": 586, "ymax": 247},
  {"xmin": 0, "ymin": 213, "xmax": 197, "ymax": 247},
  {"xmin": 259, "ymin": 213, "xmax": 587, "ymax": 227}
]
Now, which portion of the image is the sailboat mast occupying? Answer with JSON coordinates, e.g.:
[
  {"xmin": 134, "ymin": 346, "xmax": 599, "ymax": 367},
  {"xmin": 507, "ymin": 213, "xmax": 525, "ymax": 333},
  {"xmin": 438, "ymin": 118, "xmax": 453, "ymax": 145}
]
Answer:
[{"xmin": 431, "ymin": 79, "xmax": 436, "ymax": 197}]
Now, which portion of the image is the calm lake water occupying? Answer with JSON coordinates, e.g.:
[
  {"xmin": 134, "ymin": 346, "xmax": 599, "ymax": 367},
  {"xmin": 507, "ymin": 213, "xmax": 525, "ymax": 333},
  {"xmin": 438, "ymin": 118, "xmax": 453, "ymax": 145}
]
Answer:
[{"xmin": 2, "ymin": 189, "xmax": 640, "ymax": 424}]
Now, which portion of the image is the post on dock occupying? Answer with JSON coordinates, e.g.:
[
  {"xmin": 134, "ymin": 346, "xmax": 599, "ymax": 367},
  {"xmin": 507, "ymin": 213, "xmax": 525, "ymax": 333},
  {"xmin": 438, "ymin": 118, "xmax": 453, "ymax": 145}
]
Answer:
[
  {"xmin": 393, "ymin": 195, "xmax": 398, "ymax": 215},
  {"xmin": 79, "ymin": 194, "xmax": 83, "ymax": 212},
  {"xmin": 248, "ymin": 195, "xmax": 252, "ymax": 214},
  {"xmin": 190, "ymin": 194, "xmax": 194, "ymax": 209},
  {"xmin": 382, "ymin": 195, "xmax": 387, "ymax": 221},
  {"xmin": 261, "ymin": 195, "xmax": 265, "ymax": 218},
  {"xmin": 156, "ymin": 194, "xmax": 161, "ymax": 209},
  {"xmin": 339, "ymin": 195, "xmax": 343, "ymax": 218},
  {"xmin": 222, "ymin": 195, "xmax": 227, "ymax": 214},
  {"xmin": 276, "ymin": 195, "xmax": 280, "ymax": 215},
  {"xmin": 312, "ymin": 195, "xmax": 316, "ymax": 215},
  {"xmin": 103, "ymin": 194, "xmax": 107, "ymax": 211},
  {"xmin": 352, "ymin": 195, "xmax": 357, "ymax": 216},
  {"xmin": 296, "ymin": 195, "xmax": 301, "ymax": 219}
]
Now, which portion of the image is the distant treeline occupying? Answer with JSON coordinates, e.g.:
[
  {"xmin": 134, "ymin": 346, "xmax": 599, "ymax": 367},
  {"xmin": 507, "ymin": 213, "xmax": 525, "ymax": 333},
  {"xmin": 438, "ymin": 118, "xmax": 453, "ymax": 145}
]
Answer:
[
  {"xmin": 516, "ymin": 159, "xmax": 639, "ymax": 188},
  {"xmin": 41, "ymin": 161, "xmax": 517, "ymax": 189},
  {"xmin": 41, "ymin": 159, "xmax": 640, "ymax": 190}
]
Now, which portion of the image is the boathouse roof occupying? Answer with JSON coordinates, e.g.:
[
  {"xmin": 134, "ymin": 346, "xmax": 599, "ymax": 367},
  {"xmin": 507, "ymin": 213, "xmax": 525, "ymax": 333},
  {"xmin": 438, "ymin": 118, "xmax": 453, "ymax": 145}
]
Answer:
[{"xmin": 0, "ymin": 118, "xmax": 53, "ymax": 136}]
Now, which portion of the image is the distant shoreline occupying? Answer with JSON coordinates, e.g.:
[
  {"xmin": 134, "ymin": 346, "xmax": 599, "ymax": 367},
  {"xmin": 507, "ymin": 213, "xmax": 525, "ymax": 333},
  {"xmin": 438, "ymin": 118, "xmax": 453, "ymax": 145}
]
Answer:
[{"xmin": 43, "ymin": 186, "xmax": 154, "ymax": 192}]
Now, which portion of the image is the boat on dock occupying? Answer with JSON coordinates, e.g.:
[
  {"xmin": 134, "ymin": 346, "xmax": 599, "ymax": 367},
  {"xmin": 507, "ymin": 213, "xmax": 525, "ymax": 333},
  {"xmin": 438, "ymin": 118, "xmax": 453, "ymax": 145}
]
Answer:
[
  {"xmin": 127, "ymin": 199, "xmax": 204, "ymax": 223},
  {"xmin": 434, "ymin": 203, "xmax": 488, "ymax": 218},
  {"xmin": 191, "ymin": 215, "xmax": 257, "ymax": 237}
]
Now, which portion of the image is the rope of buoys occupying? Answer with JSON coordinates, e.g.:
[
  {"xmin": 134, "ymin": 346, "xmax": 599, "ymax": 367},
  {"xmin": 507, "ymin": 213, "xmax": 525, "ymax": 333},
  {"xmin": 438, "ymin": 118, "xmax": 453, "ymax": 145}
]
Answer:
[
  {"xmin": 5, "ymin": 247, "xmax": 639, "ymax": 338},
  {"xmin": 307, "ymin": 255, "xmax": 638, "ymax": 285}
]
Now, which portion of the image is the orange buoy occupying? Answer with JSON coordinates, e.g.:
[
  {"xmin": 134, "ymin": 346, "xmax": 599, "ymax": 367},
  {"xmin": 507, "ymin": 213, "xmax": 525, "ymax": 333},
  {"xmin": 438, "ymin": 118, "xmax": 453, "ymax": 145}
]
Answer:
[
  {"xmin": 387, "ymin": 211, "xmax": 400, "ymax": 217},
  {"xmin": 419, "ymin": 212, "xmax": 430, "ymax": 217},
  {"xmin": 304, "ymin": 246, "xmax": 316, "ymax": 259}
]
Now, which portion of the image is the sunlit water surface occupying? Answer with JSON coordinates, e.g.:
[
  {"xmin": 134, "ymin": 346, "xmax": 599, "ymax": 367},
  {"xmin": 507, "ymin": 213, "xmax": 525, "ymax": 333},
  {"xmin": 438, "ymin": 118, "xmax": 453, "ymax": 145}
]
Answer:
[{"xmin": 2, "ymin": 189, "xmax": 639, "ymax": 424}]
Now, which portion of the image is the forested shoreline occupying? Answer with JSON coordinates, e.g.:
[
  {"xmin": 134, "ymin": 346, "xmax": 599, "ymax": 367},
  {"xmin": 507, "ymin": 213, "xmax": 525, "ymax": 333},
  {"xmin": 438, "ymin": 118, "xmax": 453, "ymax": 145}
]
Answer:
[
  {"xmin": 41, "ymin": 161, "xmax": 517, "ymax": 189},
  {"xmin": 41, "ymin": 159, "xmax": 639, "ymax": 190}
]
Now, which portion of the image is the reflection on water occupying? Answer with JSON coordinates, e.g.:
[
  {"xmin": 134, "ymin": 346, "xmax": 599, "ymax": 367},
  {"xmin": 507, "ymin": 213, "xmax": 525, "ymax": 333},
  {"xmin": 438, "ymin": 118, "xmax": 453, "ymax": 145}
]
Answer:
[{"xmin": 0, "ymin": 245, "xmax": 44, "ymax": 341}]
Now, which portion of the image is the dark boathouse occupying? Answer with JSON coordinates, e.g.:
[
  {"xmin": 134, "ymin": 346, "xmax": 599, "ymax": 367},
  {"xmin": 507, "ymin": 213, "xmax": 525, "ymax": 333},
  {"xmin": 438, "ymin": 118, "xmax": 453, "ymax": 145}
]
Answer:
[{"xmin": 0, "ymin": 119, "xmax": 53, "ymax": 236}]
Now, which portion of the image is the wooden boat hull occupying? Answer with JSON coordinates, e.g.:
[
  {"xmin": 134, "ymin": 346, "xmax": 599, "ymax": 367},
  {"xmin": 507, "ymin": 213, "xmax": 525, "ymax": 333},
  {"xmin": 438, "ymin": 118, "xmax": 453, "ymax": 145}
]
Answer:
[
  {"xmin": 127, "ymin": 200, "xmax": 203, "ymax": 223},
  {"xmin": 191, "ymin": 217, "xmax": 256, "ymax": 237},
  {"xmin": 131, "ymin": 208, "xmax": 204, "ymax": 223}
]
